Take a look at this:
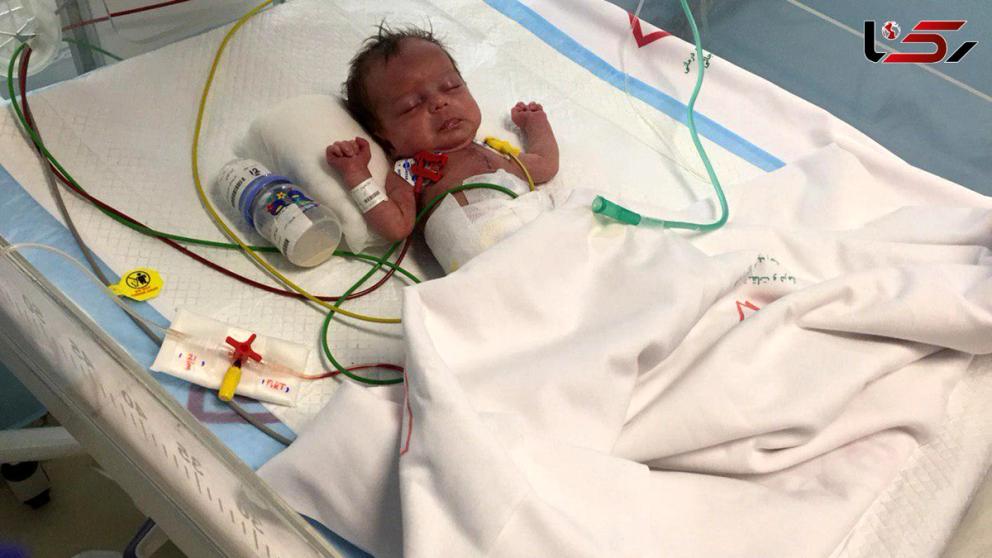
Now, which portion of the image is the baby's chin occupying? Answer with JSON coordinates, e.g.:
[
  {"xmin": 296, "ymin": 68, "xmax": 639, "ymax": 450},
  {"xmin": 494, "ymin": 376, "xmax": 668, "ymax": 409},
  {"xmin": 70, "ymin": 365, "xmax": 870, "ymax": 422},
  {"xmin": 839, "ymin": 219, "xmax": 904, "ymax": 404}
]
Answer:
[
  {"xmin": 434, "ymin": 124, "xmax": 480, "ymax": 152},
  {"xmin": 391, "ymin": 124, "xmax": 480, "ymax": 156}
]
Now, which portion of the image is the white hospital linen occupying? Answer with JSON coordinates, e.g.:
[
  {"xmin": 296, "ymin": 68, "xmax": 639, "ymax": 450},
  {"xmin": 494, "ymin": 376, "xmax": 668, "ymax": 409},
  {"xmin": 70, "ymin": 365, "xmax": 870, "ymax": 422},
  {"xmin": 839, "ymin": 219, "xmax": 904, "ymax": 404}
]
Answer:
[{"xmin": 259, "ymin": 144, "xmax": 992, "ymax": 557}]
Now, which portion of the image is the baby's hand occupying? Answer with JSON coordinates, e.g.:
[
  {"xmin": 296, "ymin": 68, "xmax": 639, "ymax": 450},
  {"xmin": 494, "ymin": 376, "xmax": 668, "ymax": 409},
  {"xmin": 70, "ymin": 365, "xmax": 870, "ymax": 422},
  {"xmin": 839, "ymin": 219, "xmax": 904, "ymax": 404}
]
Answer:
[
  {"xmin": 326, "ymin": 137, "xmax": 372, "ymax": 179},
  {"xmin": 511, "ymin": 101, "xmax": 548, "ymax": 130}
]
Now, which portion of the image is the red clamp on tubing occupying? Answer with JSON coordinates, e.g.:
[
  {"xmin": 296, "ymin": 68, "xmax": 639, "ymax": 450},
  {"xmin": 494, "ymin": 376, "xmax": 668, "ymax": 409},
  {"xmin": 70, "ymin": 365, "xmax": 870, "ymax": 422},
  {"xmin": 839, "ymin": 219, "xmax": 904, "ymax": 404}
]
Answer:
[
  {"xmin": 226, "ymin": 333, "xmax": 262, "ymax": 366},
  {"xmin": 411, "ymin": 151, "xmax": 448, "ymax": 195}
]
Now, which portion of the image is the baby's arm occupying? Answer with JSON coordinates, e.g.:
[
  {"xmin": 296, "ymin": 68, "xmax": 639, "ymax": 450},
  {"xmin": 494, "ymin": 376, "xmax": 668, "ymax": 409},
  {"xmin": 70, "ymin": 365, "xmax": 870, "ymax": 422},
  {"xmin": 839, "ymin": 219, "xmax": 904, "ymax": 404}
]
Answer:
[
  {"xmin": 326, "ymin": 137, "xmax": 416, "ymax": 242},
  {"xmin": 510, "ymin": 102, "xmax": 560, "ymax": 184}
]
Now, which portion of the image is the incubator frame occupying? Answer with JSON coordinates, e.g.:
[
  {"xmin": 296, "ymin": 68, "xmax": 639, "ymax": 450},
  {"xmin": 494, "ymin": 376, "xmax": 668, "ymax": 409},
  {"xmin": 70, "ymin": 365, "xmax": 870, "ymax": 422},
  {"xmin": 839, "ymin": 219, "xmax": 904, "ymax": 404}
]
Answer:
[{"xmin": 0, "ymin": 237, "xmax": 339, "ymax": 557}]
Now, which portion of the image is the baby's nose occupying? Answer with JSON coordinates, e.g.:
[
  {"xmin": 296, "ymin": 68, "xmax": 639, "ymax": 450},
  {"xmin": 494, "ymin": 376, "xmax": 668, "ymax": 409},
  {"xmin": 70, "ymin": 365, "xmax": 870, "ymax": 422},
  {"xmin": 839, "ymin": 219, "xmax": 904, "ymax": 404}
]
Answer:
[{"xmin": 429, "ymin": 95, "xmax": 449, "ymax": 113}]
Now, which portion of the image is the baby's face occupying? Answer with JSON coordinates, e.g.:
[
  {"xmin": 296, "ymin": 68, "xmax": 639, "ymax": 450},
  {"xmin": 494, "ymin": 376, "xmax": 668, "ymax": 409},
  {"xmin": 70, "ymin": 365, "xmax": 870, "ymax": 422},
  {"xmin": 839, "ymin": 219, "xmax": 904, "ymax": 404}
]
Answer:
[{"xmin": 365, "ymin": 39, "xmax": 481, "ymax": 157}]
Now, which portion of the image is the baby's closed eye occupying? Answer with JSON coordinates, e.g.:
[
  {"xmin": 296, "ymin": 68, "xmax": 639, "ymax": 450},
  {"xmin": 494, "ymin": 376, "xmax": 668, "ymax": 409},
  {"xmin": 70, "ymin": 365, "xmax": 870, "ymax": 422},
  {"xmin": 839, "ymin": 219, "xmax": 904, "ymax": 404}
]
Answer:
[{"xmin": 397, "ymin": 97, "xmax": 423, "ymax": 115}]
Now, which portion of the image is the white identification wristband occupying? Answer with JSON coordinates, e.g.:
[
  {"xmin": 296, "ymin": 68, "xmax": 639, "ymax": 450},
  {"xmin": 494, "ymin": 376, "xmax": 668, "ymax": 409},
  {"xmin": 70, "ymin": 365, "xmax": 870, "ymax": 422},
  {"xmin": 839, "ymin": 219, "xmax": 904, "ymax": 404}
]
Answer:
[{"xmin": 350, "ymin": 177, "xmax": 388, "ymax": 213}]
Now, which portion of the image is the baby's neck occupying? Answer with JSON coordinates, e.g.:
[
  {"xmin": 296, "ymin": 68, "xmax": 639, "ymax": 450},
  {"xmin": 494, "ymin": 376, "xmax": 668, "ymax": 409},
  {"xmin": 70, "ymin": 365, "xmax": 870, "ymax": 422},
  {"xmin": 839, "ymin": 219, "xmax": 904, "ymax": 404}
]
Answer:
[
  {"xmin": 439, "ymin": 138, "xmax": 476, "ymax": 154},
  {"xmin": 396, "ymin": 138, "xmax": 477, "ymax": 159}
]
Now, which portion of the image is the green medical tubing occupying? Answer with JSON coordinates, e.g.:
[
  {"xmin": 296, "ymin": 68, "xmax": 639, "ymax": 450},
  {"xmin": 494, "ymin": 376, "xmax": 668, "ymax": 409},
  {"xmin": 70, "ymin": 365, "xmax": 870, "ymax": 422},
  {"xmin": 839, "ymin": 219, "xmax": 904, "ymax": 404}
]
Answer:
[
  {"xmin": 6, "ymin": 43, "xmax": 421, "ymax": 284},
  {"xmin": 10, "ymin": 44, "xmax": 296, "ymax": 445},
  {"xmin": 591, "ymin": 196, "xmax": 642, "ymax": 225},
  {"xmin": 593, "ymin": 0, "xmax": 729, "ymax": 232},
  {"xmin": 337, "ymin": 251, "xmax": 419, "ymax": 283},
  {"xmin": 62, "ymin": 38, "xmax": 124, "ymax": 61},
  {"xmin": 5, "ymin": 44, "xmax": 269, "ymax": 251},
  {"xmin": 8, "ymin": 40, "xmax": 503, "ymax": 384},
  {"xmin": 322, "ymin": 182, "xmax": 518, "ymax": 385}
]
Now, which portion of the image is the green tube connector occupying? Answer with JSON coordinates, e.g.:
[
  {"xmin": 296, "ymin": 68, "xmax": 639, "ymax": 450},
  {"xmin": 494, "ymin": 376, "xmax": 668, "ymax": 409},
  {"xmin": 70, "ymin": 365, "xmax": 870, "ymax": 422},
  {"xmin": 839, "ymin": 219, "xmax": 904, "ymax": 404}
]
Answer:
[{"xmin": 591, "ymin": 196, "xmax": 642, "ymax": 226}]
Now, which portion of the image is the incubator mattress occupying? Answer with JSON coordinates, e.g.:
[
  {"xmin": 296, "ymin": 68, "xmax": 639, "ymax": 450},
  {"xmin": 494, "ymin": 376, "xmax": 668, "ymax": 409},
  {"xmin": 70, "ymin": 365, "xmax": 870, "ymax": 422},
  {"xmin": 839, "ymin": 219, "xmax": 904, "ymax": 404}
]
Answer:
[{"xmin": 0, "ymin": 0, "xmax": 988, "ymax": 555}]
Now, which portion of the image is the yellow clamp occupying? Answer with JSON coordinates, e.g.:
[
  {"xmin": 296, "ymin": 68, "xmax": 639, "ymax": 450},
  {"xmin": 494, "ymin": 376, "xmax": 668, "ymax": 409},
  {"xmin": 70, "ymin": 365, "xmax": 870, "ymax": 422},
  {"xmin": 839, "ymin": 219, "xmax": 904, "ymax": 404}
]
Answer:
[
  {"xmin": 218, "ymin": 364, "xmax": 243, "ymax": 402},
  {"xmin": 484, "ymin": 136, "xmax": 521, "ymax": 157}
]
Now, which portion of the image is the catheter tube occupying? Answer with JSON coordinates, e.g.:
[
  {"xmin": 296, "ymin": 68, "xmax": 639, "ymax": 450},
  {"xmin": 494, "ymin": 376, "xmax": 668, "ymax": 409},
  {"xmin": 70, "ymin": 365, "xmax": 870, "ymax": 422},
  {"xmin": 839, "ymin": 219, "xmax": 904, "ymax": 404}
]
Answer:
[{"xmin": 593, "ymin": 0, "xmax": 729, "ymax": 232}]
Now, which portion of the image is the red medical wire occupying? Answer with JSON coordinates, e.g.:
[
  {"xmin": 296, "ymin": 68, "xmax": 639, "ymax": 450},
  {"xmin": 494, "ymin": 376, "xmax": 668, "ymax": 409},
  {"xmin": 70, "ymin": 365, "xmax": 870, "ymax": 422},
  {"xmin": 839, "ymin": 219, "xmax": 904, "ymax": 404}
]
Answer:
[
  {"xmin": 291, "ymin": 362, "xmax": 403, "ymax": 381},
  {"xmin": 62, "ymin": 0, "xmax": 194, "ymax": 32},
  {"xmin": 17, "ymin": 48, "xmax": 412, "ymax": 304},
  {"xmin": 18, "ymin": 46, "xmax": 407, "ymax": 377}
]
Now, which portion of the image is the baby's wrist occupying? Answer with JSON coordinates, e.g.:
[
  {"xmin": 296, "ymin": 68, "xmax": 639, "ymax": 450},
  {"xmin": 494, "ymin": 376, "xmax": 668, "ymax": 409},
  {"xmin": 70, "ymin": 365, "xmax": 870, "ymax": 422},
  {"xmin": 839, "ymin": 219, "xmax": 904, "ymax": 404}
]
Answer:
[
  {"xmin": 342, "ymin": 168, "xmax": 372, "ymax": 189},
  {"xmin": 520, "ymin": 114, "xmax": 550, "ymax": 132}
]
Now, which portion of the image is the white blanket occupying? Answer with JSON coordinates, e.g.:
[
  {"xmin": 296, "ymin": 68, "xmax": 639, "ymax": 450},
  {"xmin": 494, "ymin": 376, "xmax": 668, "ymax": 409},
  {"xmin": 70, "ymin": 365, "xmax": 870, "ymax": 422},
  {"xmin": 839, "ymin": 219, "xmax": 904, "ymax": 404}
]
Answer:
[{"xmin": 259, "ymin": 144, "xmax": 992, "ymax": 557}]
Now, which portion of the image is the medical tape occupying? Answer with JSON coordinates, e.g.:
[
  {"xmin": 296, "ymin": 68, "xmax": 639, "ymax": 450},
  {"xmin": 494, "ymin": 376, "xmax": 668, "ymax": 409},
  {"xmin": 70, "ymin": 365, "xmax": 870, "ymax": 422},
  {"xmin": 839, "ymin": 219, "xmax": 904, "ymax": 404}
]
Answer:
[
  {"xmin": 151, "ymin": 328, "xmax": 302, "ymax": 407},
  {"xmin": 350, "ymin": 177, "xmax": 388, "ymax": 213}
]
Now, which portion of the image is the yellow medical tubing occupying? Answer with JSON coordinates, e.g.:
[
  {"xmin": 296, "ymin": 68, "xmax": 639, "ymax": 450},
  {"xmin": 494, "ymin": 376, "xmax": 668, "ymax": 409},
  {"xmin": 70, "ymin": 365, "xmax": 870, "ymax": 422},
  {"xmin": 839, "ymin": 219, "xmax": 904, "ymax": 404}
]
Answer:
[
  {"xmin": 508, "ymin": 152, "xmax": 535, "ymax": 192},
  {"xmin": 190, "ymin": 0, "xmax": 399, "ymax": 324},
  {"xmin": 484, "ymin": 136, "xmax": 535, "ymax": 192}
]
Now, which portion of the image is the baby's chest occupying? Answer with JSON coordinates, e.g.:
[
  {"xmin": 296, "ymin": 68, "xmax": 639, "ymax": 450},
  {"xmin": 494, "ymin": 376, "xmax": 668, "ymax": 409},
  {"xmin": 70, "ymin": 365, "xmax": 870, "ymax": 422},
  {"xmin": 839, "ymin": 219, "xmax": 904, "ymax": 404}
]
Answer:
[
  {"xmin": 444, "ymin": 148, "xmax": 514, "ymax": 179},
  {"xmin": 420, "ymin": 153, "xmax": 514, "ymax": 203}
]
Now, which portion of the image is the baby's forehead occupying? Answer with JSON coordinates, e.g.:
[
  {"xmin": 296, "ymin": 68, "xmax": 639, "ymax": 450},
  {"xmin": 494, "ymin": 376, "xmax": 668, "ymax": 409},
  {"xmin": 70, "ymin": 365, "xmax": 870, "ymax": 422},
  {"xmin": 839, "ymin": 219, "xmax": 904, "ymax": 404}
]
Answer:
[
  {"xmin": 372, "ymin": 39, "xmax": 452, "ymax": 75},
  {"xmin": 365, "ymin": 38, "xmax": 458, "ymax": 113}
]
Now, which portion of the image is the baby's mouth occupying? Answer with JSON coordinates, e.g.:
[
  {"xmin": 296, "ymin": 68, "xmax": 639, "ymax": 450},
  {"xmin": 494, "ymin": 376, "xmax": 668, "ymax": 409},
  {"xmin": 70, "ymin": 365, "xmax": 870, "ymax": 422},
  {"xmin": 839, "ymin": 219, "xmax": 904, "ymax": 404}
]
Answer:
[{"xmin": 439, "ymin": 118, "xmax": 461, "ymax": 131}]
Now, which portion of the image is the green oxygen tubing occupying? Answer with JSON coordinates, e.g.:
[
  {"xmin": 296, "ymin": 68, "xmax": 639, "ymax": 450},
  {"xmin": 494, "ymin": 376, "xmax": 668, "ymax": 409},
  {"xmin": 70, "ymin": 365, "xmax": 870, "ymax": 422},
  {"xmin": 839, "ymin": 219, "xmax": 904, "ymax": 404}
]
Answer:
[{"xmin": 592, "ymin": 0, "xmax": 729, "ymax": 232}]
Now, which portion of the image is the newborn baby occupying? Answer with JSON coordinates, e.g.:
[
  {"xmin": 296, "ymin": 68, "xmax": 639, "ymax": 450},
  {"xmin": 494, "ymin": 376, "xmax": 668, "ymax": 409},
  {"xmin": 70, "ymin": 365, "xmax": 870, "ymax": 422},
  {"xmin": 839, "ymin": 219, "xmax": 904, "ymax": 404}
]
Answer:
[{"xmin": 326, "ymin": 25, "xmax": 559, "ymax": 271}]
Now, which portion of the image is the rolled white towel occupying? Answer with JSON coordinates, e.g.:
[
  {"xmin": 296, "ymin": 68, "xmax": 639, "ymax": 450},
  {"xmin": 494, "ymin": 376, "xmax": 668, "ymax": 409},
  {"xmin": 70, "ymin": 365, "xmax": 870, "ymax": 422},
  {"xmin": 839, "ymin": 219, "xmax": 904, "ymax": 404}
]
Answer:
[{"xmin": 238, "ymin": 94, "xmax": 390, "ymax": 252}]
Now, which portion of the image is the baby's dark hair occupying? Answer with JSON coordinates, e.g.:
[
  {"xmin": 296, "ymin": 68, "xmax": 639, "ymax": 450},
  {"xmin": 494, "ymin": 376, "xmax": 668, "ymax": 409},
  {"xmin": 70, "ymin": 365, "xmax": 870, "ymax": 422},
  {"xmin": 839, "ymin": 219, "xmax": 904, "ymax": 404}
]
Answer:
[{"xmin": 344, "ymin": 22, "xmax": 460, "ymax": 136}]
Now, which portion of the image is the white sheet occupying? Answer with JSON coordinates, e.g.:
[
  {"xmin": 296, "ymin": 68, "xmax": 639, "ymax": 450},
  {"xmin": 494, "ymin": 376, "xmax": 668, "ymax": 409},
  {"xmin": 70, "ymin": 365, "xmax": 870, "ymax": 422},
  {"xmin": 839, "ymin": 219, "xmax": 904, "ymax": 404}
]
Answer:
[{"xmin": 260, "ymin": 144, "xmax": 992, "ymax": 557}]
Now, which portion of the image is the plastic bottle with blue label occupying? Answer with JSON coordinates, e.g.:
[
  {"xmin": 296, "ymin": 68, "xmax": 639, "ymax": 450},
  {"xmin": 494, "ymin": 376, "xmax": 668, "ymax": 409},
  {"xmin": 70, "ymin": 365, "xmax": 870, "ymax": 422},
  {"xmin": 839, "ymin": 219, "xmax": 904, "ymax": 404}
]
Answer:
[{"xmin": 218, "ymin": 159, "xmax": 341, "ymax": 267}]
